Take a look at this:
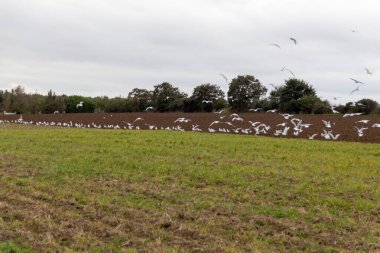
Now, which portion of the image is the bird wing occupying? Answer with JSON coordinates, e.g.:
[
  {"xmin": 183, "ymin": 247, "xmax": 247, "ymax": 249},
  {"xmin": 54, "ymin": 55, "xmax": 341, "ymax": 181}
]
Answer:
[
  {"xmin": 219, "ymin": 74, "xmax": 228, "ymax": 83},
  {"xmin": 290, "ymin": 38, "xmax": 297, "ymax": 44},
  {"xmin": 270, "ymin": 43, "xmax": 281, "ymax": 49}
]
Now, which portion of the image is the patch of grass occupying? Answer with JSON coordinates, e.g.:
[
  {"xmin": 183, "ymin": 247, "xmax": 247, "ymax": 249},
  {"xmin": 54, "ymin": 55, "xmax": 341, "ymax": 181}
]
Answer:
[{"xmin": 0, "ymin": 125, "xmax": 379, "ymax": 252}]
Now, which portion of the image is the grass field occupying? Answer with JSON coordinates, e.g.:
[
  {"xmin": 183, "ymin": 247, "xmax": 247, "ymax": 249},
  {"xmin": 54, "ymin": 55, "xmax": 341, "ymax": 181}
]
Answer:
[{"xmin": 0, "ymin": 125, "xmax": 379, "ymax": 252}]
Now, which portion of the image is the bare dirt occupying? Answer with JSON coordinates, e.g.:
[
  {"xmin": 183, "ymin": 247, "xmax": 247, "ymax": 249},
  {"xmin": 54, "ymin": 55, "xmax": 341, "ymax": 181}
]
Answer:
[{"xmin": 0, "ymin": 112, "xmax": 379, "ymax": 143}]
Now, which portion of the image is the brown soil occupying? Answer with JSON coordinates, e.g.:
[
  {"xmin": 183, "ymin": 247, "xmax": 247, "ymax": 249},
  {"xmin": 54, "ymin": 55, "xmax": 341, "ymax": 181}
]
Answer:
[{"xmin": 0, "ymin": 112, "xmax": 379, "ymax": 143}]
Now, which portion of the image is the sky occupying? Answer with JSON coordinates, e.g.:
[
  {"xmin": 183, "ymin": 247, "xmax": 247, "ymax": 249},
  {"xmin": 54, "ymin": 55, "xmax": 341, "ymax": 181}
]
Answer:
[{"xmin": 0, "ymin": 0, "xmax": 379, "ymax": 104}]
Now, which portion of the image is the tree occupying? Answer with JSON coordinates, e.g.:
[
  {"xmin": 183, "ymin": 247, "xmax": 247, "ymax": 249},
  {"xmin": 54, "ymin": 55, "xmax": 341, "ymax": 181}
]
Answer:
[
  {"xmin": 65, "ymin": 96, "xmax": 95, "ymax": 113},
  {"xmin": 227, "ymin": 75, "xmax": 267, "ymax": 112},
  {"xmin": 43, "ymin": 90, "xmax": 66, "ymax": 113},
  {"xmin": 270, "ymin": 78, "xmax": 318, "ymax": 113},
  {"xmin": 152, "ymin": 82, "xmax": 187, "ymax": 112},
  {"xmin": 128, "ymin": 88, "xmax": 153, "ymax": 112},
  {"xmin": 354, "ymin": 99, "xmax": 378, "ymax": 114},
  {"xmin": 191, "ymin": 84, "xmax": 225, "ymax": 112}
]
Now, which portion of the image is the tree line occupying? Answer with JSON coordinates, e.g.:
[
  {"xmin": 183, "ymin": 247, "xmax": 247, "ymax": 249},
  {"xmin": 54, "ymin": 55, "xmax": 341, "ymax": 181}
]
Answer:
[{"xmin": 1, "ymin": 75, "xmax": 379, "ymax": 114}]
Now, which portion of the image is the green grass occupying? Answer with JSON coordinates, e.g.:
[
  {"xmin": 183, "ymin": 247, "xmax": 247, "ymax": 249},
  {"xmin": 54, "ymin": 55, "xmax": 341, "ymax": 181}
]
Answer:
[{"xmin": 0, "ymin": 125, "xmax": 379, "ymax": 252}]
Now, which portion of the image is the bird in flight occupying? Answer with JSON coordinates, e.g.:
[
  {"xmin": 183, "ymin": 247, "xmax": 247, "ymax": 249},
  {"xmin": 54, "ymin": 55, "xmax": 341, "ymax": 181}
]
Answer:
[
  {"xmin": 350, "ymin": 78, "xmax": 364, "ymax": 84},
  {"xmin": 270, "ymin": 43, "xmax": 281, "ymax": 49},
  {"xmin": 284, "ymin": 68, "xmax": 295, "ymax": 77},
  {"xmin": 219, "ymin": 73, "xmax": 228, "ymax": 84},
  {"xmin": 350, "ymin": 85, "xmax": 361, "ymax": 94},
  {"xmin": 290, "ymin": 38, "xmax": 297, "ymax": 45},
  {"xmin": 365, "ymin": 68, "xmax": 372, "ymax": 75}
]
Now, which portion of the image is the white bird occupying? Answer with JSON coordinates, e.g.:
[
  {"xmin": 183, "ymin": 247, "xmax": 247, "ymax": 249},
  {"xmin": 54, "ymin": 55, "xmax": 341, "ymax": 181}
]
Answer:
[
  {"xmin": 249, "ymin": 121, "xmax": 261, "ymax": 127},
  {"xmin": 214, "ymin": 109, "xmax": 225, "ymax": 114},
  {"xmin": 322, "ymin": 120, "xmax": 334, "ymax": 128},
  {"xmin": 133, "ymin": 117, "xmax": 144, "ymax": 123},
  {"xmin": 290, "ymin": 37, "xmax": 297, "ymax": 45},
  {"xmin": 343, "ymin": 113, "xmax": 363, "ymax": 117},
  {"xmin": 76, "ymin": 101, "xmax": 84, "ymax": 108},
  {"xmin": 202, "ymin": 100, "xmax": 213, "ymax": 104},
  {"xmin": 53, "ymin": 111, "xmax": 59, "ymax": 114},
  {"xmin": 209, "ymin": 120, "xmax": 220, "ymax": 126},
  {"xmin": 249, "ymin": 108, "xmax": 261, "ymax": 112},
  {"xmin": 280, "ymin": 113, "xmax": 294, "ymax": 120},
  {"xmin": 145, "ymin": 106, "xmax": 155, "ymax": 111},
  {"xmin": 350, "ymin": 78, "xmax": 364, "ymax": 84},
  {"xmin": 174, "ymin": 117, "xmax": 191, "ymax": 123},
  {"xmin": 231, "ymin": 116, "xmax": 243, "ymax": 122},
  {"xmin": 267, "ymin": 109, "xmax": 278, "ymax": 113},
  {"xmin": 308, "ymin": 134, "xmax": 318, "ymax": 140},
  {"xmin": 331, "ymin": 107, "xmax": 340, "ymax": 114},
  {"xmin": 355, "ymin": 127, "xmax": 368, "ymax": 137},
  {"xmin": 356, "ymin": 120, "xmax": 370, "ymax": 124},
  {"xmin": 364, "ymin": 68, "xmax": 372, "ymax": 75},
  {"xmin": 372, "ymin": 123, "xmax": 380, "ymax": 128},
  {"xmin": 208, "ymin": 128, "xmax": 216, "ymax": 133},
  {"xmin": 277, "ymin": 122, "xmax": 287, "ymax": 127},
  {"xmin": 270, "ymin": 43, "xmax": 281, "ymax": 49}
]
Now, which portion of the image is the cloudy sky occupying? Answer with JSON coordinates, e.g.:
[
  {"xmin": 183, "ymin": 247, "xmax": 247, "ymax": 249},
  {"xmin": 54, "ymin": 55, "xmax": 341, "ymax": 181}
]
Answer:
[{"xmin": 0, "ymin": 0, "xmax": 379, "ymax": 103}]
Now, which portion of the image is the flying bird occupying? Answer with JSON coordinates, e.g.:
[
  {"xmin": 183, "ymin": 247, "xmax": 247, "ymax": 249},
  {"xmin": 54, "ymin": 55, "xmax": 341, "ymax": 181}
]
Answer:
[
  {"xmin": 219, "ymin": 73, "xmax": 228, "ymax": 84},
  {"xmin": 285, "ymin": 68, "xmax": 295, "ymax": 77},
  {"xmin": 350, "ymin": 78, "xmax": 364, "ymax": 84},
  {"xmin": 290, "ymin": 37, "xmax": 297, "ymax": 45},
  {"xmin": 76, "ymin": 101, "xmax": 84, "ymax": 108},
  {"xmin": 350, "ymin": 85, "xmax": 361, "ymax": 94},
  {"xmin": 364, "ymin": 68, "xmax": 372, "ymax": 75},
  {"xmin": 270, "ymin": 43, "xmax": 281, "ymax": 49}
]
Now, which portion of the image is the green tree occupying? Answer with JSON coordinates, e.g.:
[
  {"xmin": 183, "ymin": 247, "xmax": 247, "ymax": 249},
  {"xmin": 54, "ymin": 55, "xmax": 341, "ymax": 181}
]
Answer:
[
  {"xmin": 270, "ymin": 78, "xmax": 318, "ymax": 113},
  {"xmin": 65, "ymin": 96, "xmax": 95, "ymax": 113},
  {"xmin": 152, "ymin": 82, "xmax": 187, "ymax": 112},
  {"xmin": 128, "ymin": 88, "xmax": 153, "ymax": 112},
  {"xmin": 43, "ymin": 90, "xmax": 66, "ymax": 113},
  {"xmin": 191, "ymin": 84, "xmax": 225, "ymax": 112},
  {"xmin": 354, "ymin": 99, "xmax": 378, "ymax": 114},
  {"xmin": 227, "ymin": 75, "xmax": 267, "ymax": 112}
]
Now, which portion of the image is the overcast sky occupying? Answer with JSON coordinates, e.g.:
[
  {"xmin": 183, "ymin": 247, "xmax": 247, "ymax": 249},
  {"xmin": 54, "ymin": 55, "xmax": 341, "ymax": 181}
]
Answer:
[{"xmin": 0, "ymin": 0, "xmax": 379, "ymax": 103}]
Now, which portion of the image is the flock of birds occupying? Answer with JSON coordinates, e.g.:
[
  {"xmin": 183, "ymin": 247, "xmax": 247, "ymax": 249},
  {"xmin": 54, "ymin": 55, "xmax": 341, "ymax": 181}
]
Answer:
[
  {"xmin": 219, "ymin": 33, "xmax": 375, "ymax": 105},
  {"xmin": 1, "ymin": 109, "xmax": 379, "ymax": 142}
]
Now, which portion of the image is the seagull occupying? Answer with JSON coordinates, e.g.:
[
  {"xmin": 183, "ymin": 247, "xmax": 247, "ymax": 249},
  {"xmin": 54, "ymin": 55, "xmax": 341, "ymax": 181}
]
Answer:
[
  {"xmin": 308, "ymin": 134, "xmax": 318, "ymax": 140},
  {"xmin": 322, "ymin": 120, "xmax": 333, "ymax": 128},
  {"xmin": 270, "ymin": 43, "xmax": 281, "ymax": 49},
  {"xmin": 202, "ymin": 100, "xmax": 213, "ymax": 104},
  {"xmin": 281, "ymin": 66, "xmax": 286, "ymax": 71},
  {"xmin": 372, "ymin": 123, "xmax": 380, "ymax": 128},
  {"xmin": 174, "ymin": 117, "xmax": 191, "ymax": 123},
  {"xmin": 356, "ymin": 120, "xmax": 370, "ymax": 124},
  {"xmin": 219, "ymin": 73, "xmax": 228, "ymax": 84},
  {"xmin": 267, "ymin": 109, "xmax": 278, "ymax": 113},
  {"xmin": 76, "ymin": 101, "xmax": 84, "ymax": 108},
  {"xmin": 364, "ymin": 68, "xmax": 372, "ymax": 75},
  {"xmin": 350, "ymin": 78, "xmax": 364, "ymax": 84},
  {"xmin": 290, "ymin": 37, "xmax": 297, "ymax": 45},
  {"xmin": 343, "ymin": 113, "xmax": 363, "ymax": 117},
  {"xmin": 214, "ymin": 109, "xmax": 225, "ymax": 114},
  {"xmin": 280, "ymin": 113, "xmax": 294, "ymax": 120},
  {"xmin": 249, "ymin": 108, "xmax": 261, "ymax": 112},
  {"xmin": 209, "ymin": 120, "xmax": 220, "ymax": 126},
  {"xmin": 133, "ymin": 117, "xmax": 144, "ymax": 123},
  {"xmin": 145, "ymin": 106, "xmax": 155, "ymax": 111},
  {"xmin": 350, "ymin": 85, "xmax": 361, "ymax": 94},
  {"xmin": 355, "ymin": 127, "xmax": 368, "ymax": 137},
  {"xmin": 331, "ymin": 106, "xmax": 340, "ymax": 114}
]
